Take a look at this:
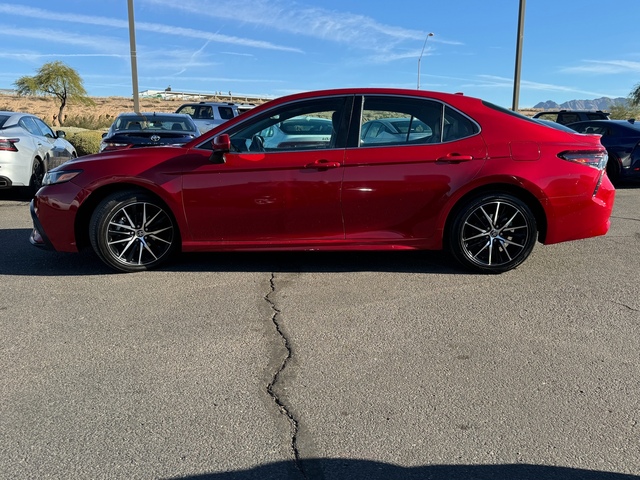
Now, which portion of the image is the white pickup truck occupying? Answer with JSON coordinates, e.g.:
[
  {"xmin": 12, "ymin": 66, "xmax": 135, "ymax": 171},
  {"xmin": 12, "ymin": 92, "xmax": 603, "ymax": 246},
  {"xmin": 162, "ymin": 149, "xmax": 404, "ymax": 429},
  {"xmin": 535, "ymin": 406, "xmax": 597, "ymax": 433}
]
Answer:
[{"xmin": 175, "ymin": 102, "xmax": 240, "ymax": 133}]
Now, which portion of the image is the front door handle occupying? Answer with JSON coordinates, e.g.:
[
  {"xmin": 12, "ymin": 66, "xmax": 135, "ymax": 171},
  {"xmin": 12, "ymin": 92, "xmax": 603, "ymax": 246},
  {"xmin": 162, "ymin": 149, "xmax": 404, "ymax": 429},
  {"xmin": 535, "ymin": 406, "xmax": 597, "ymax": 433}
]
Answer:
[
  {"xmin": 436, "ymin": 153, "xmax": 474, "ymax": 163},
  {"xmin": 305, "ymin": 159, "xmax": 342, "ymax": 169}
]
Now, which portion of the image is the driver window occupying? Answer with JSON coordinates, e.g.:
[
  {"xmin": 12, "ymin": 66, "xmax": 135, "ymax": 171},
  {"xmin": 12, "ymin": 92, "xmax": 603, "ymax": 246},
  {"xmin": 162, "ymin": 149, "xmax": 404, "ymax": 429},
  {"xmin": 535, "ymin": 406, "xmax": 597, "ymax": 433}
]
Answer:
[{"xmin": 228, "ymin": 97, "xmax": 348, "ymax": 153}]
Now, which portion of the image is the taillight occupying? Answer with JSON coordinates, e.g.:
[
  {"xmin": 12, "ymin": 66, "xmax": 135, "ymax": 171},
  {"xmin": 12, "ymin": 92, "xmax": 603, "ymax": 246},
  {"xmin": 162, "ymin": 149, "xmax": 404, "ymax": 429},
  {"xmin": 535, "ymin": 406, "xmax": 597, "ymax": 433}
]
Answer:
[
  {"xmin": 558, "ymin": 150, "xmax": 608, "ymax": 170},
  {"xmin": 0, "ymin": 138, "xmax": 19, "ymax": 151}
]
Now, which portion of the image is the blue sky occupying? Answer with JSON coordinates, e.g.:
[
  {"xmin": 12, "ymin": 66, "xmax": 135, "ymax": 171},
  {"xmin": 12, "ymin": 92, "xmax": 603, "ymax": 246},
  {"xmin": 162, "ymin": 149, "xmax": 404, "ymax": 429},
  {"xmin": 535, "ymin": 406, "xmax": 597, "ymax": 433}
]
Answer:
[{"xmin": 1, "ymin": 0, "xmax": 639, "ymax": 108}]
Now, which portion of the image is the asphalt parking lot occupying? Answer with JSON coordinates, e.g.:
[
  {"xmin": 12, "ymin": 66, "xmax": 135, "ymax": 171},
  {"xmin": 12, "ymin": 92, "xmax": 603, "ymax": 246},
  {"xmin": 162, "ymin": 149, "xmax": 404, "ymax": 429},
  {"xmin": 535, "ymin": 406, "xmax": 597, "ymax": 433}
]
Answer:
[{"xmin": 1, "ymin": 186, "xmax": 639, "ymax": 480}]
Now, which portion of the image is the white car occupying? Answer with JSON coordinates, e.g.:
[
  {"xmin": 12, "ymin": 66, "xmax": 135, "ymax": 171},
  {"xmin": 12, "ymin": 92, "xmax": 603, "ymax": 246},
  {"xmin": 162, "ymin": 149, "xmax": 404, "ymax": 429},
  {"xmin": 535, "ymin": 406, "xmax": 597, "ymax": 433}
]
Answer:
[
  {"xmin": 259, "ymin": 116, "xmax": 333, "ymax": 149},
  {"xmin": 0, "ymin": 111, "xmax": 76, "ymax": 193}
]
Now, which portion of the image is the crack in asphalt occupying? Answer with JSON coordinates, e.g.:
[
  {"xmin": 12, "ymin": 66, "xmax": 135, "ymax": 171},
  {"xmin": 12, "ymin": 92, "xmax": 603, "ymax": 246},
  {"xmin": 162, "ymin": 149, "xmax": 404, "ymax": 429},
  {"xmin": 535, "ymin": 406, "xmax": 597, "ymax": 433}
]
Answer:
[
  {"xmin": 610, "ymin": 215, "xmax": 640, "ymax": 223},
  {"xmin": 265, "ymin": 273, "xmax": 307, "ymax": 479},
  {"xmin": 611, "ymin": 300, "xmax": 640, "ymax": 312}
]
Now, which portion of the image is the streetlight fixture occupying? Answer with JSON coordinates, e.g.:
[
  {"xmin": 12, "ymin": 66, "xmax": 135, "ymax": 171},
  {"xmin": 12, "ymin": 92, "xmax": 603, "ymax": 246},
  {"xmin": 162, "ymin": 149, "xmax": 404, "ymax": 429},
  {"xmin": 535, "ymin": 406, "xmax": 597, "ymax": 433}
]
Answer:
[{"xmin": 417, "ymin": 32, "xmax": 434, "ymax": 90}]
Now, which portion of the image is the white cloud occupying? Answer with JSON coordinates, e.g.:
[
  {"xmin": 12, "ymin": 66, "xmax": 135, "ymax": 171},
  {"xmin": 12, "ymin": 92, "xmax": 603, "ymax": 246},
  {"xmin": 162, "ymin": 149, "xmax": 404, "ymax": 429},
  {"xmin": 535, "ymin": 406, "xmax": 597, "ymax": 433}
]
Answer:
[
  {"xmin": 561, "ymin": 60, "xmax": 640, "ymax": 75},
  {"xmin": 0, "ymin": 3, "xmax": 300, "ymax": 52},
  {"xmin": 141, "ymin": 0, "xmax": 430, "ymax": 52}
]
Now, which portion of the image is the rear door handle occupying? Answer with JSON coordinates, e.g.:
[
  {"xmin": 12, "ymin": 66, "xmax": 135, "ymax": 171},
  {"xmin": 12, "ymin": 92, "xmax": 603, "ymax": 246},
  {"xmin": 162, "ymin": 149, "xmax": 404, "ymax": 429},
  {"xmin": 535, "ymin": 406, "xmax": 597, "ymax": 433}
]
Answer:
[
  {"xmin": 305, "ymin": 159, "xmax": 341, "ymax": 169},
  {"xmin": 436, "ymin": 153, "xmax": 474, "ymax": 163}
]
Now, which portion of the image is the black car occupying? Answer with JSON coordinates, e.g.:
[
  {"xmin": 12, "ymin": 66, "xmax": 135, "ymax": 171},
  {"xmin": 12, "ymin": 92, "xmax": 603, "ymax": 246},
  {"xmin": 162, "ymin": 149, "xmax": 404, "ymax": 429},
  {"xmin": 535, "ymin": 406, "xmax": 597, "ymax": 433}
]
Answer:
[
  {"xmin": 100, "ymin": 112, "xmax": 200, "ymax": 152},
  {"xmin": 566, "ymin": 119, "xmax": 640, "ymax": 183},
  {"xmin": 533, "ymin": 109, "xmax": 610, "ymax": 125}
]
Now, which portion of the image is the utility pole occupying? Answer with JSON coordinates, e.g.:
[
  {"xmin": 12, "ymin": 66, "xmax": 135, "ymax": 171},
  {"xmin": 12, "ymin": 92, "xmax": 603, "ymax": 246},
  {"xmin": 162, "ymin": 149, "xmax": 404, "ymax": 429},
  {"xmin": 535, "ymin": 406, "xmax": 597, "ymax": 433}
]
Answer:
[
  {"xmin": 512, "ymin": 0, "xmax": 526, "ymax": 111},
  {"xmin": 128, "ymin": 0, "xmax": 140, "ymax": 113}
]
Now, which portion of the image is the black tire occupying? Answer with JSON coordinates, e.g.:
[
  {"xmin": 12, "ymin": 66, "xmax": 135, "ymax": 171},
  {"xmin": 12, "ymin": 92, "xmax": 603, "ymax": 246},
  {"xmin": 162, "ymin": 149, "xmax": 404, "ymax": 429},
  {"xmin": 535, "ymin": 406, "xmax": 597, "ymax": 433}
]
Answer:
[
  {"xmin": 89, "ymin": 190, "xmax": 177, "ymax": 273},
  {"xmin": 606, "ymin": 155, "xmax": 621, "ymax": 184},
  {"xmin": 28, "ymin": 158, "xmax": 45, "ymax": 195},
  {"xmin": 448, "ymin": 193, "xmax": 537, "ymax": 273}
]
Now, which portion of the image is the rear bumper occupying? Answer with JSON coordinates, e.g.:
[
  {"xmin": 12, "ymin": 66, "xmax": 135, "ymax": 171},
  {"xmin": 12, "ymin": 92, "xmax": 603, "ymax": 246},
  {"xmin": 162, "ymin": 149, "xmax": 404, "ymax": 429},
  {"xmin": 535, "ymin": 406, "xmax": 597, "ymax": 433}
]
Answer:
[
  {"xmin": 544, "ymin": 174, "xmax": 615, "ymax": 245},
  {"xmin": 0, "ymin": 176, "xmax": 12, "ymax": 189}
]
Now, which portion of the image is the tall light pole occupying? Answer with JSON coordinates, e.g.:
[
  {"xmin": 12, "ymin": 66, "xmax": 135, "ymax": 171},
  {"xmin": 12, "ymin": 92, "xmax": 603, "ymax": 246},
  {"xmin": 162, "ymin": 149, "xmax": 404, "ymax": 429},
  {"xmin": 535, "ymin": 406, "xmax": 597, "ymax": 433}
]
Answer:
[
  {"xmin": 417, "ymin": 32, "xmax": 434, "ymax": 90},
  {"xmin": 128, "ymin": 0, "xmax": 140, "ymax": 113}
]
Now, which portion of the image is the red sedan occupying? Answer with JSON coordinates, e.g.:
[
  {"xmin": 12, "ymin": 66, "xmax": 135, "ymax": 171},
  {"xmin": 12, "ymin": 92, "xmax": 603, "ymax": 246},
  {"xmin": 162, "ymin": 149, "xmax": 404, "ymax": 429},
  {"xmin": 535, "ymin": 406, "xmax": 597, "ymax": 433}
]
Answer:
[{"xmin": 30, "ymin": 88, "xmax": 614, "ymax": 273}]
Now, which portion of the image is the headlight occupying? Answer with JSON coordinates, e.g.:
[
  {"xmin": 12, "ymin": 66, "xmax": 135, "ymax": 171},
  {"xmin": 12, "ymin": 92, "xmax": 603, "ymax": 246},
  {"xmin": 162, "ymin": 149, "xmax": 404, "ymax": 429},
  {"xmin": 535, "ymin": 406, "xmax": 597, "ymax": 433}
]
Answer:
[{"xmin": 42, "ymin": 170, "xmax": 82, "ymax": 185}]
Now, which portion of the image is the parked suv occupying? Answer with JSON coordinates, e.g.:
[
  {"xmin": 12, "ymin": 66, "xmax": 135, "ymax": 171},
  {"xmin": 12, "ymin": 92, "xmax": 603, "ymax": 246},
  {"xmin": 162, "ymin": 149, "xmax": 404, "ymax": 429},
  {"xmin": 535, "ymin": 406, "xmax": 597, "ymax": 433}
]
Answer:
[
  {"xmin": 533, "ymin": 109, "xmax": 610, "ymax": 125},
  {"xmin": 175, "ymin": 102, "xmax": 240, "ymax": 133}
]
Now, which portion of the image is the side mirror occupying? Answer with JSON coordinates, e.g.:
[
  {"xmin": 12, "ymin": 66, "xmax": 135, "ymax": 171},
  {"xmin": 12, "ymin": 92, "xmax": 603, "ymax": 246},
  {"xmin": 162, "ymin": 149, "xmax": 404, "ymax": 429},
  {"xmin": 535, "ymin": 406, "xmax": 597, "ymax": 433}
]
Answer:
[
  {"xmin": 210, "ymin": 134, "xmax": 230, "ymax": 164},
  {"xmin": 56, "ymin": 130, "xmax": 66, "ymax": 139},
  {"xmin": 212, "ymin": 134, "xmax": 231, "ymax": 152}
]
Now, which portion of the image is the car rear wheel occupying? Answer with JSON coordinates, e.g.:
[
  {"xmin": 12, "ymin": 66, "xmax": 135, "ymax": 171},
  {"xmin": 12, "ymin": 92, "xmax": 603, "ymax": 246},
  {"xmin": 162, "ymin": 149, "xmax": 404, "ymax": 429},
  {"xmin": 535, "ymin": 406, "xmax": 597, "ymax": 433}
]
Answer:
[
  {"xmin": 449, "ymin": 193, "xmax": 537, "ymax": 273},
  {"xmin": 606, "ymin": 155, "xmax": 621, "ymax": 184},
  {"xmin": 89, "ymin": 191, "xmax": 177, "ymax": 273},
  {"xmin": 28, "ymin": 158, "xmax": 45, "ymax": 195}
]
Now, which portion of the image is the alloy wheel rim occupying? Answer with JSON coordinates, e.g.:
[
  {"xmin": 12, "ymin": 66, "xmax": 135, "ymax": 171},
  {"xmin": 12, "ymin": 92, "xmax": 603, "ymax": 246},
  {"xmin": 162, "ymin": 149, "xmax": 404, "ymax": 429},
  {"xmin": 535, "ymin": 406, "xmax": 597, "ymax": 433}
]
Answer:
[
  {"xmin": 460, "ymin": 200, "xmax": 530, "ymax": 267},
  {"xmin": 105, "ymin": 201, "xmax": 174, "ymax": 267}
]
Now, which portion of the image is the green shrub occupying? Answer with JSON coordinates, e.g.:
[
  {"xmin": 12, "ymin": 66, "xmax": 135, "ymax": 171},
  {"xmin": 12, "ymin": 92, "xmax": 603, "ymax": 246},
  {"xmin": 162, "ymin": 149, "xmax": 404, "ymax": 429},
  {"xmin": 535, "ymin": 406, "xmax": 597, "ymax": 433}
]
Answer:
[{"xmin": 64, "ymin": 130, "xmax": 104, "ymax": 156}]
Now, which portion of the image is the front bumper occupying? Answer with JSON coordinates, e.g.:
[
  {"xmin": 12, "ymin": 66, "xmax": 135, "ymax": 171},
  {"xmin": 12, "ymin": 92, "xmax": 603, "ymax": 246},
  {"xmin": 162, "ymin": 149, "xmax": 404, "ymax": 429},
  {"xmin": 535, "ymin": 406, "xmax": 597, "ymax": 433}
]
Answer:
[{"xmin": 29, "ymin": 199, "xmax": 54, "ymax": 250}]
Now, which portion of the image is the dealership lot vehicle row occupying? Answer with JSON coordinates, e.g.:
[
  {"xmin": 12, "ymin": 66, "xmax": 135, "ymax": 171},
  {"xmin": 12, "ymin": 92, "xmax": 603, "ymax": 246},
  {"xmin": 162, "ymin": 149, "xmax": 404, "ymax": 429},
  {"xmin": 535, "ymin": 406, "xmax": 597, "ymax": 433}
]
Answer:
[{"xmin": 1, "ymin": 189, "xmax": 639, "ymax": 479}]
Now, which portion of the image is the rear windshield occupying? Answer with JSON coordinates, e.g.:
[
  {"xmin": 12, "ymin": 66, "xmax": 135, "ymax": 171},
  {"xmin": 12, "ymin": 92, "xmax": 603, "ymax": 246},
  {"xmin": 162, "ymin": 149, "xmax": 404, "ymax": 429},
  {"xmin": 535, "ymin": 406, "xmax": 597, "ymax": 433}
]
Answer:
[{"xmin": 114, "ymin": 115, "xmax": 195, "ymax": 132}]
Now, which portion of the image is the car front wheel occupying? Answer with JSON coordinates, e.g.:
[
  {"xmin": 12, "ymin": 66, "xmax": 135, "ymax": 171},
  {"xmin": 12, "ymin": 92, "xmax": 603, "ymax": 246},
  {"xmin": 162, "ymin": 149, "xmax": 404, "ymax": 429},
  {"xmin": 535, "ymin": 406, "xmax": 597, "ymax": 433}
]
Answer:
[
  {"xmin": 89, "ymin": 191, "xmax": 177, "ymax": 272},
  {"xmin": 449, "ymin": 193, "xmax": 537, "ymax": 273}
]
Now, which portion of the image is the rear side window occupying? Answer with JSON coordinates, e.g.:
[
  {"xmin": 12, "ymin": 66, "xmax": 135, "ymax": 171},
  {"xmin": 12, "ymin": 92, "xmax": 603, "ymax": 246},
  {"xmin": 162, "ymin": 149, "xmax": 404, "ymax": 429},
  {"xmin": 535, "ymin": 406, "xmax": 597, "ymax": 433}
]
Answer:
[
  {"xmin": 176, "ymin": 105, "xmax": 196, "ymax": 116},
  {"xmin": 360, "ymin": 96, "xmax": 442, "ymax": 146},
  {"xmin": 20, "ymin": 116, "xmax": 44, "ymax": 136},
  {"xmin": 218, "ymin": 106, "xmax": 235, "ymax": 120},
  {"xmin": 0, "ymin": 114, "xmax": 9, "ymax": 128},
  {"xmin": 360, "ymin": 96, "xmax": 479, "ymax": 146},
  {"xmin": 443, "ymin": 106, "xmax": 479, "ymax": 141}
]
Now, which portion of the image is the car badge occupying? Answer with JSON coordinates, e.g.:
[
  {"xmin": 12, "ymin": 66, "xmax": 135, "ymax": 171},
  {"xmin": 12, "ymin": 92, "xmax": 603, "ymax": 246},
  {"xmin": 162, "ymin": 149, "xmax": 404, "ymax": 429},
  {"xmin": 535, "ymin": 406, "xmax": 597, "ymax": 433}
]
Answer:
[{"xmin": 150, "ymin": 135, "xmax": 161, "ymax": 142}]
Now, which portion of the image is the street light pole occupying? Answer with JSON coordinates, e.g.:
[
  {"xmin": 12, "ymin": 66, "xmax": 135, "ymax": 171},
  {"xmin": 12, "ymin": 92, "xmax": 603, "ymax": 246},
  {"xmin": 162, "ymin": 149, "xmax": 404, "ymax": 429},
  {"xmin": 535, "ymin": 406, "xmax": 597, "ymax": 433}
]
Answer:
[{"xmin": 417, "ymin": 32, "xmax": 434, "ymax": 90}]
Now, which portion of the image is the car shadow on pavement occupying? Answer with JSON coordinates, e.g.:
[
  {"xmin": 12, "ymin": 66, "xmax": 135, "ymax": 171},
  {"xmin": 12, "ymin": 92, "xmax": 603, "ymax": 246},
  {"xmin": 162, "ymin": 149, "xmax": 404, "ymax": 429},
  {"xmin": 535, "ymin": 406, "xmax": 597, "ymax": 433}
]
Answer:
[
  {"xmin": 1, "ymin": 226, "xmax": 464, "ymax": 276},
  {"xmin": 166, "ymin": 459, "xmax": 640, "ymax": 480},
  {"xmin": 169, "ymin": 250, "xmax": 461, "ymax": 275},
  {"xmin": 0, "ymin": 228, "xmax": 113, "ymax": 276}
]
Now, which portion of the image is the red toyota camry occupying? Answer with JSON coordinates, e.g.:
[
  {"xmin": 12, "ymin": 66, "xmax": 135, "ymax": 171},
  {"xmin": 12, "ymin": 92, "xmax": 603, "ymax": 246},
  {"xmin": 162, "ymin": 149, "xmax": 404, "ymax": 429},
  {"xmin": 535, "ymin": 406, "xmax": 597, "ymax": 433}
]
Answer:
[{"xmin": 30, "ymin": 88, "xmax": 615, "ymax": 273}]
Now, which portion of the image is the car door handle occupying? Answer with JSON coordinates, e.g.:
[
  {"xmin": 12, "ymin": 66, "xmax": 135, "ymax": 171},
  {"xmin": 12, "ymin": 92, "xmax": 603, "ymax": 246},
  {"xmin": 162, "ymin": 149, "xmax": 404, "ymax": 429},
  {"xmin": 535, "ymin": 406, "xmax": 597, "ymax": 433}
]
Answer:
[
  {"xmin": 436, "ymin": 153, "xmax": 474, "ymax": 163},
  {"xmin": 305, "ymin": 159, "xmax": 342, "ymax": 169}
]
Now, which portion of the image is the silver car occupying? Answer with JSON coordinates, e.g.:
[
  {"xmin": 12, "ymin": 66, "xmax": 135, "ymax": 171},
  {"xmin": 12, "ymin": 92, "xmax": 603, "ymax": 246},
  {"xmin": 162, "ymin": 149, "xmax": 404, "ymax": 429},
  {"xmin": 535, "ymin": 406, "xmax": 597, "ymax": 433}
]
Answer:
[{"xmin": 0, "ymin": 111, "xmax": 76, "ymax": 193}]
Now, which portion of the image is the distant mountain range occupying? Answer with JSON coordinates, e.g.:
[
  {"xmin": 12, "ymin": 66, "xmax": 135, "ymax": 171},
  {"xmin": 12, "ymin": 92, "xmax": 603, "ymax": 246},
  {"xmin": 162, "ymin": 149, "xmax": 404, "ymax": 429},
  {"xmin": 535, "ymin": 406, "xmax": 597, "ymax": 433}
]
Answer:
[{"xmin": 533, "ymin": 97, "xmax": 629, "ymax": 111}]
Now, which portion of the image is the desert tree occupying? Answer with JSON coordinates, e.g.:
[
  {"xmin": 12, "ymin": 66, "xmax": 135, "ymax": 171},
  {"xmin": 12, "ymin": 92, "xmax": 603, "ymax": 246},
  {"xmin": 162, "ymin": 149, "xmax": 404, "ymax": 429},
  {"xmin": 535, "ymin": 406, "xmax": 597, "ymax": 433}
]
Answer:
[
  {"xmin": 631, "ymin": 83, "xmax": 640, "ymax": 106},
  {"xmin": 14, "ymin": 61, "xmax": 94, "ymax": 126}
]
